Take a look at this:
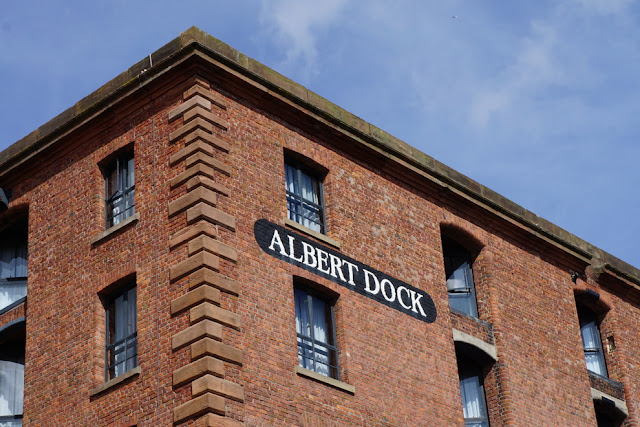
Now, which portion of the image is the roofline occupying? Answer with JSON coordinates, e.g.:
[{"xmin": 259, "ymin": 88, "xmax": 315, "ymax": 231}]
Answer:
[{"xmin": 1, "ymin": 26, "xmax": 638, "ymax": 286}]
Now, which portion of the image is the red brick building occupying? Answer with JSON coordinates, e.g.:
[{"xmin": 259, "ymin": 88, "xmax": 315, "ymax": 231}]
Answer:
[{"xmin": 0, "ymin": 27, "xmax": 638, "ymax": 426}]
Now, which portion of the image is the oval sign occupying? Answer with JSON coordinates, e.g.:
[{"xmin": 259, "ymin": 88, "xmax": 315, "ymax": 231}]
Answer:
[{"xmin": 254, "ymin": 219, "xmax": 437, "ymax": 323}]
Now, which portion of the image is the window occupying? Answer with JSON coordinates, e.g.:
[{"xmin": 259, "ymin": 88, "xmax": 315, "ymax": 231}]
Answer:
[
  {"xmin": 285, "ymin": 159, "xmax": 325, "ymax": 234},
  {"xmin": 595, "ymin": 409, "xmax": 615, "ymax": 427},
  {"xmin": 443, "ymin": 237, "xmax": 478, "ymax": 317},
  {"xmin": 294, "ymin": 286, "xmax": 338, "ymax": 379},
  {"xmin": 0, "ymin": 224, "xmax": 28, "ymax": 313},
  {"xmin": 105, "ymin": 152, "xmax": 135, "ymax": 228},
  {"xmin": 0, "ymin": 319, "xmax": 25, "ymax": 427},
  {"xmin": 594, "ymin": 399, "xmax": 626, "ymax": 427},
  {"xmin": 458, "ymin": 357, "xmax": 490, "ymax": 427},
  {"xmin": 105, "ymin": 285, "xmax": 137, "ymax": 380},
  {"xmin": 578, "ymin": 306, "xmax": 608, "ymax": 377}
]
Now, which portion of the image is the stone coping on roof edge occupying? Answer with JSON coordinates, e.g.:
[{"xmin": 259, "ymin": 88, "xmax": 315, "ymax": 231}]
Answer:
[{"xmin": 0, "ymin": 26, "xmax": 638, "ymax": 285}]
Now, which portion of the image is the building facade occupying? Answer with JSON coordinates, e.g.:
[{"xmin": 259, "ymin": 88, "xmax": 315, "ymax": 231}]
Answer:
[{"xmin": 0, "ymin": 27, "xmax": 639, "ymax": 426}]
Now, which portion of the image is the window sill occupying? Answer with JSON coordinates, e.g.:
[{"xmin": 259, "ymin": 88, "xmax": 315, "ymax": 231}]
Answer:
[
  {"xmin": 0, "ymin": 296, "xmax": 26, "ymax": 317},
  {"xmin": 449, "ymin": 307, "xmax": 492, "ymax": 328},
  {"xmin": 589, "ymin": 371, "xmax": 625, "ymax": 401},
  {"xmin": 295, "ymin": 365, "xmax": 354, "ymax": 394},
  {"xmin": 591, "ymin": 387, "xmax": 628, "ymax": 417},
  {"xmin": 90, "ymin": 213, "xmax": 140, "ymax": 245},
  {"xmin": 284, "ymin": 218, "xmax": 341, "ymax": 249},
  {"xmin": 89, "ymin": 366, "xmax": 141, "ymax": 397}
]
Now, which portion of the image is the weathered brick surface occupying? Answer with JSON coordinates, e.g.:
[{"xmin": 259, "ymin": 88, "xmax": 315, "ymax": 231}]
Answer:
[
  {"xmin": 2, "ymin": 39, "xmax": 640, "ymax": 427},
  {"xmin": 3, "ymin": 77, "xmax": 191, "ymax": 426},
  {"xmin": 0, "ymin": 301, "xmax": 26, "ymax": 327},
  {"xmin": 450, "ymin": 309, "xmax": 494, "ymax": 345},
  {"xmin": 590, "ymin": 372, "xmax": 626, "ymax": 401}
]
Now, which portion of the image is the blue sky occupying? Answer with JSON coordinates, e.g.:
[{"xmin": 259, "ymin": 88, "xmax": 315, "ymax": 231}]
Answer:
[{"xmin": 1, "ymin": 0, "xmax": 639, "ymax": 268}]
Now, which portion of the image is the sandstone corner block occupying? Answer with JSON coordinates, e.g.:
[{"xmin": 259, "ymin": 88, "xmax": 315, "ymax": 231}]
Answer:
[
  {"xmin": 171, "ymin": 285, "xmax": 222, "ymax": 315},
  {"xmin": 192, "ymin": 374, "xmax": 244, "ymax": 402},
  {"xmin": 191, "ymin": 338, "xmax": 243, "ymax": 365},
  {"xmin": 173, "ymin": 393, "xmax": 225, "ymax": 424},
  {"xmin": 172, "ymin": 356, "xmax": 225, "ymax": 387},
  {"xmin": 172, "ymin": 319, "xmax": 223, "ymax": 350}
]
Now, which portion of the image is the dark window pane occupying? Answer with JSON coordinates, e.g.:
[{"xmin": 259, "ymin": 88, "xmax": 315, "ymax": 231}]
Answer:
[
  {"xmin": 0, "ymin": 361, "xmax": 24, "ymax": 417},
  {"xmin": 0, "ymin": 324, "xmax": 25, "ymax": 423},
  {"xmin": 106, "ymin": 285, "xmax": 137, "ymax": 380},
  {"xmin": 285, "ymin": 160, "xmax": 324, "ymax": 233},
  {"xmin": 443, "ymin": 238, "xmax": 478, "ymax": 317},
  {"xmin": 294, "ymin": 287, "xmax": 338, "ymax": 379},
  {"xmin": 105, "ymin": 152, "xmax": 135, "ymax": 228},
  {"xmin": 0, "ymin": 226, "xmax": 28, "ymax": 312},
  {"xmin": 449, "ymin": 293, "xmax": 476, "ymax": 316},
  {"xmin": 578, "ymin": 307, "xmax": 608, "ymax": 377},
  {"xmin": 459, "ymin": 362, "xmax": 490, "ymax": 427}
]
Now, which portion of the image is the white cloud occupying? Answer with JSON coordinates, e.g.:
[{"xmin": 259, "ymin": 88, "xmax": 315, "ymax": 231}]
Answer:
[
  {"xmin": 259, "ymin": 0, "xmax": 347, "ymax": 77},
  {"xmin": 470, "ymin": 90, "xmax": 510, "ymax": 128}
]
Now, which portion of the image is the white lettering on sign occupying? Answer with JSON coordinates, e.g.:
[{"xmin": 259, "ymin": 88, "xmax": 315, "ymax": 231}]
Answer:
[
  {"xmin": 397, "ymin": 286, "xmax": 412, "ymax": 310},
  {"xmin": 342, "ymin": 260, "xmax": 359, "ymax": 286},
  {"xmin": 302, "ymin": 241, "xmax": 317, "ymax": 268},
  {"xmin": 255, "ymin": 220, "xmax": 436, "ymax": 323},
  {"xmin": 410, "ymin": 290, "xmax": 426, "ymax": 316},
  {"xmin": 363, "ymin": 269, "xmax": 380, "ymax": 295},
  {"xmin": 268, "ymin": 230, "xmax": 287, "ymax": 255}
]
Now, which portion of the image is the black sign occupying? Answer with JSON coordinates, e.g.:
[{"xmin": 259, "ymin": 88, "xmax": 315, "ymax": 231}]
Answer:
[{"xmin": 254, "ymin": 219, "xmax": 437, "ymax": 323}]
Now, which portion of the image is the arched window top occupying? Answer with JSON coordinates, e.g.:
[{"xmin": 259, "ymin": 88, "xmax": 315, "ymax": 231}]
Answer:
[
  {"xmin": 592, "ymin": 388, "xmax": 628, "ymax": 426},
  {"xmin": 440, "ymin": 223, "xmax": 485, "ymax": 257},
  {"xmin": 574, "ymin": 288, "xmax": 611, "ymax": 315},
  {"xmin": 283, "ymin": 149, "xmax": 329, "ymax": 178},
  {"xmin": 453, "ymin": 329, "xmax": 497, "ymax": 365}
]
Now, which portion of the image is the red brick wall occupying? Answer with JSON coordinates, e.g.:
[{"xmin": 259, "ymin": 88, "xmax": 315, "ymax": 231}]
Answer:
[
  {"xmin": 2, "ymin": 58, "xmax": 638, "ymax": 426},
  {"xmin": 5, "ymin": 75, "xmax": 193, "ymax": 426},
  {"xmin": 214, "ymin": 71, "xmax": 638, "ymax": 426}
]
